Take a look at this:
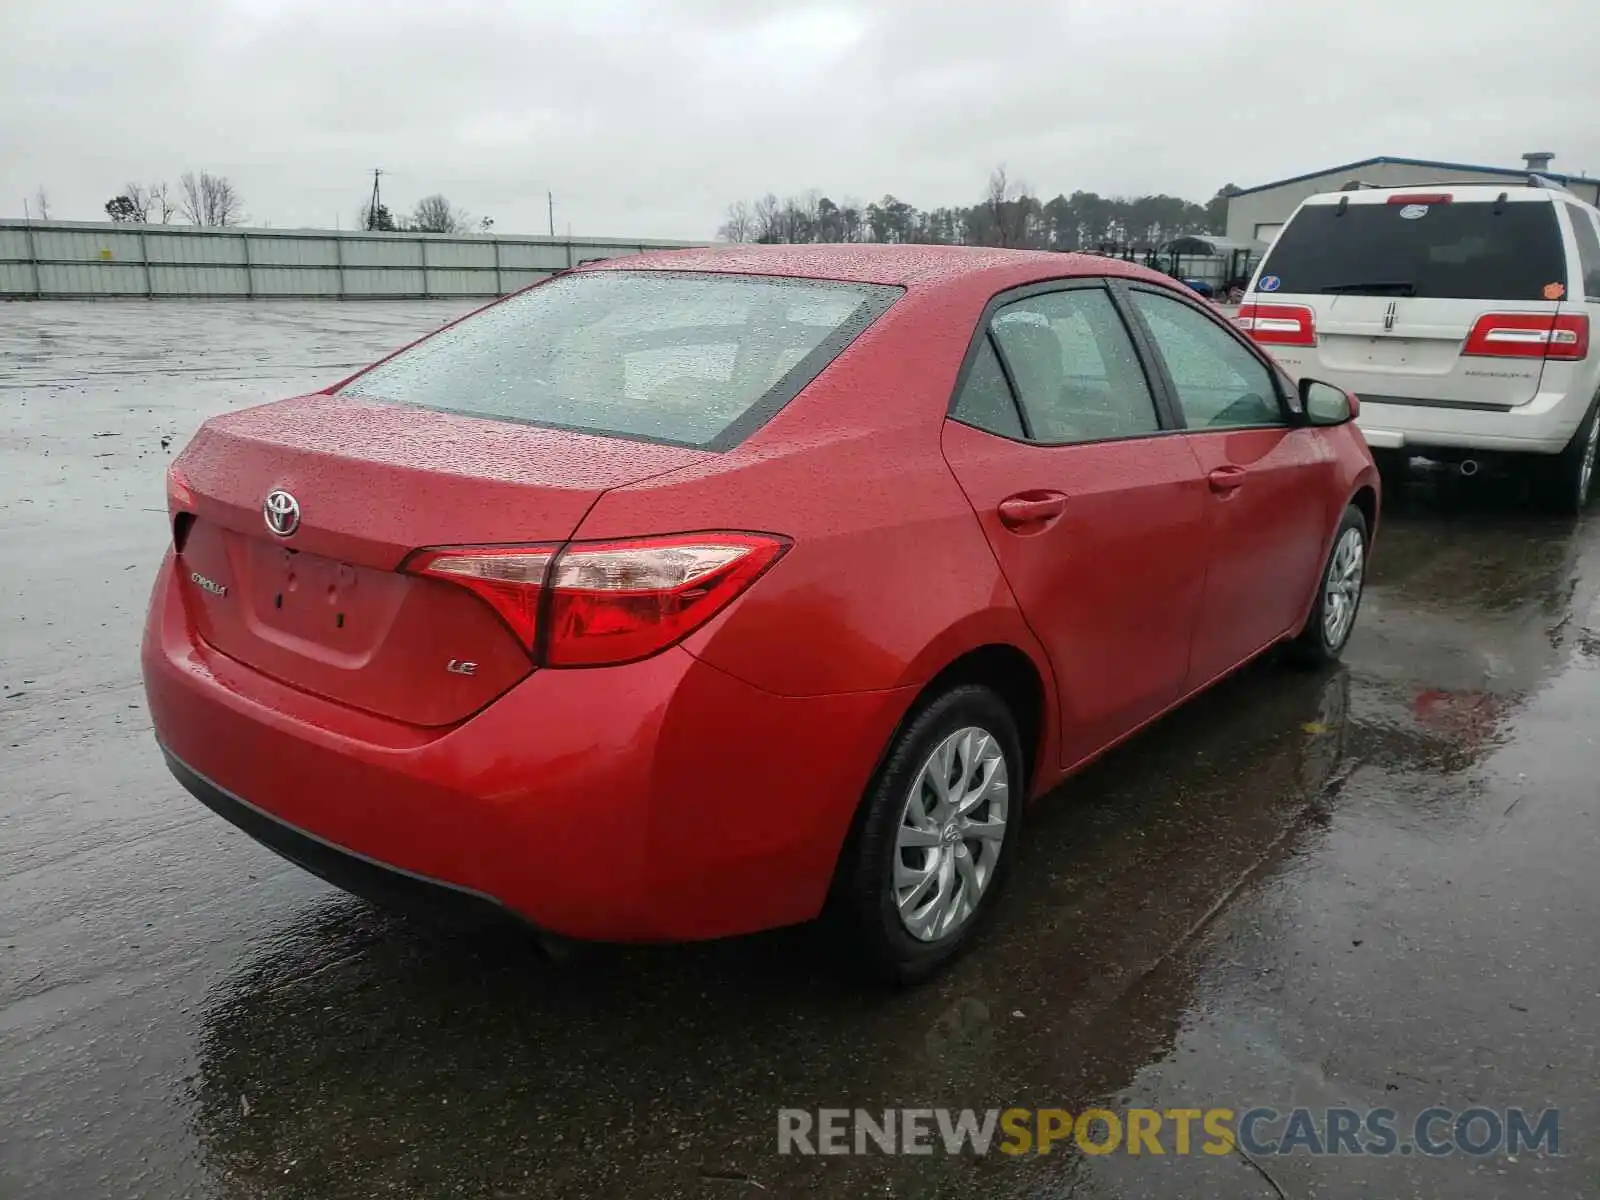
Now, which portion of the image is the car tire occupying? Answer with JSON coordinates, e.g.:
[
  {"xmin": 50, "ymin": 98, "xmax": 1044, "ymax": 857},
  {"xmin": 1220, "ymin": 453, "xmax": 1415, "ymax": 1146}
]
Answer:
[
  {"xmin": 1288, "ymin": 504, "xmax": 1369, "ymax": 667},
  {"xmin": 829, "ymin": 684, "xmax": 1024, "ymax": 985},
  {"xmin": 1529, "ymin": 393, "xmax": 1600, "ymax": 516}
]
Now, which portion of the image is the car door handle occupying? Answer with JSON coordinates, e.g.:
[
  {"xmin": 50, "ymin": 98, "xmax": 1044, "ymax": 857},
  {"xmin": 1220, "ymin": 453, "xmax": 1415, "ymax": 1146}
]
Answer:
[
  {"xmin": 997, "ymin": 492, "xmax": 1068, "ymax": 529},
  {"xmin": 1208, "ymin": 465, "xmax": 1248, "ymax": 493}
]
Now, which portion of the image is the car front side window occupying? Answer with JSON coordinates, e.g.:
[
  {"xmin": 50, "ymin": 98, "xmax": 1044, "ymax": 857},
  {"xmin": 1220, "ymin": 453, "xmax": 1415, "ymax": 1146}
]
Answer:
[{"xmin": 1128, "ymin": 289, "xmax": 1285, "ymax": 430}]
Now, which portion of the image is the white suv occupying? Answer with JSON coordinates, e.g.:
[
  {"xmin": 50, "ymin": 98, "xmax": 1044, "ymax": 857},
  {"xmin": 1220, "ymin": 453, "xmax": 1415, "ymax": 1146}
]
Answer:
[{"xmin": 1236, "ymin": 179, "xmax": 1600, "ymax": 512}]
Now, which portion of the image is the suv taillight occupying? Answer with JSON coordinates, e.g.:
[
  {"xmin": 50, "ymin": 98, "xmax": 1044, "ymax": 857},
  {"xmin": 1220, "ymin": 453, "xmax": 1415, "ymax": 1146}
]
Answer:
[
  {"xmin": 1236, "ymin": 303, "xmax": 1317, "ymax": 347},
  {"xmin": 407, "ymin": 532, "xmax": 790, "ymax": 667},
  {"xmin": 1463, "ymin": 312, "xmax": 1590, "ymax": 361}
]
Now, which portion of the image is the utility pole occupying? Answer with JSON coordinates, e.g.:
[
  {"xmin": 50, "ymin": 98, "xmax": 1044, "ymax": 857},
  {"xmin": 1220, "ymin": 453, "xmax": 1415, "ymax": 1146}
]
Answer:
[
  {"xmin": 368, "ymin": 168, "xmax": 386, "ymax": 230},
  {"xmin": 548, "ymin": 191, "xmax": 554, "ymax": 238}
]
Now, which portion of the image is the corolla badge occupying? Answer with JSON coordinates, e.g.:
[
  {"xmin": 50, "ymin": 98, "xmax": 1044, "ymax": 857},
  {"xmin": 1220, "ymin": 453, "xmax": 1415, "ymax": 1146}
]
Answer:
[
  {"xmin": 189, "ymin": 571, "xmax": 228, "ymax": 597},
  {"xmin": 263, "ymin": 489, "xmax": 300, "ymax": 537}
]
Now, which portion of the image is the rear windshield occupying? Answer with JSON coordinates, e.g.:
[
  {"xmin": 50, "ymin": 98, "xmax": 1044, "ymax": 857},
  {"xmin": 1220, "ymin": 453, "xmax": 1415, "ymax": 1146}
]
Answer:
[
  {"xmin": 1258, "ymin": 200, "xmax": 1567, "ymax": 301},
  {"xmin": 339, "ymin": 271, "xmax": 901, "ymax": 450}
]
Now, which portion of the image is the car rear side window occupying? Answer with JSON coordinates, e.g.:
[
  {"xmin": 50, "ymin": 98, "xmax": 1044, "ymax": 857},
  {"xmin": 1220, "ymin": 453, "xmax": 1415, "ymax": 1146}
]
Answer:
[
  {"xmin": 1258, "ymin": 200, "xmax": 1567, "ymax": 301},
  {"xmin": 988, "ymin": 288, "xmax": 1160, "ymax": 444},
  {"xmin": 338, "ymin": 271, "xmax": 902, "ymax": 450},
  {"xmin": 951, "ymin": 338, "xmax": 1026, "ymax": 438},
  {"xmin": 1567, "ymin": 206, "xmax": 1600, "ymax": 298}
]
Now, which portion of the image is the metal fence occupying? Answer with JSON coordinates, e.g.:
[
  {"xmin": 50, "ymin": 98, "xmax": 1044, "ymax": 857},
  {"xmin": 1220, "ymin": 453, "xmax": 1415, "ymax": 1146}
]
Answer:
[{"xmin": 0, "ymin": 220, "xmax": 708, "ymax": 300}]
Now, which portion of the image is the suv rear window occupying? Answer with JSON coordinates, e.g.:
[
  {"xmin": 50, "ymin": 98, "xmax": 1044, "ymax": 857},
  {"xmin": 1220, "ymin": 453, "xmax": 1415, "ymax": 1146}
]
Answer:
[
  {"xmin": 339, "ymin": 271, "xmax": 901, "ymax": 450},
  {"xmin": 1258, "ymin": 200, "xmax": 1567, "ymax": 301}
]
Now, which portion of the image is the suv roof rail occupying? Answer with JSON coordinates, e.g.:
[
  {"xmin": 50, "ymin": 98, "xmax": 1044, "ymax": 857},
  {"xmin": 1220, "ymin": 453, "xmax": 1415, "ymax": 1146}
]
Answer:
[
  {"xmin": 1526, "ymin": 173, "xmax": 1576, "ymax": 195},
  {"xmin": 1327, "ymin": 177, "xmax": 1576, "ymax": 200}
]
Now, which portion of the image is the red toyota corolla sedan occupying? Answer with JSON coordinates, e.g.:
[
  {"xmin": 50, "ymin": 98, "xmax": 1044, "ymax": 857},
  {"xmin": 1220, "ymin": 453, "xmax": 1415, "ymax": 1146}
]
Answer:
[{"xmin": 142, "ymin": 245, "xmax": 1378, "ymax": 982}]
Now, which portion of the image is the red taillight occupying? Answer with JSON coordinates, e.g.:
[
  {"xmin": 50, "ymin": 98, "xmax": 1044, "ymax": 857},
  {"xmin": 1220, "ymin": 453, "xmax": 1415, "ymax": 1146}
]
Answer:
[
  {"xmin": 1236, "ymin": 303, "xmax": 1317, "ymax": 347},
  {"xmin": 167, "ymin": 463, "xmax": 197, "ymax": 552},
  {"xmin": 409, "ymin": 545, "xmax": 558, "ymax": 649},
  {"xmin": 1463, "ymin": 312, "xmax": 1590, "ymax": 361},
  {"xmin": 544, "ymin": 534, "xmax": 788, "ymax": 666},
  {"xmin": 408, "ymin": 532, "xmax": 790, "ymax": 666},
  {"xmin": 1386, "ymin": 193, "xmax": 1452, "ymax": 205},
  {"xmin": 166, "ymin": 462, "xmax": 196, "ymax": 514}
]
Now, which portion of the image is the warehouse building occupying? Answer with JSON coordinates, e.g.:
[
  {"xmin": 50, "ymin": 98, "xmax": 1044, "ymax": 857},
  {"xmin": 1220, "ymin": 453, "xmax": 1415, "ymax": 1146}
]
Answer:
[{"xmin": 1225, "ymin": 153, "xmax": 1600, "ymax": 246}]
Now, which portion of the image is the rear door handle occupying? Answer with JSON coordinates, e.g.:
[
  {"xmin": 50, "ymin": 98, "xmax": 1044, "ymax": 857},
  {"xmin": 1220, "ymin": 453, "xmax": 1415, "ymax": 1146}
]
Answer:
[
  {"xmin": 1208, "ymin": 465, "xmax": 1248, "ymax": 493},
  {"xmin": 997, "ymin": 492, "xmax": 1068, "ymax": 529}
]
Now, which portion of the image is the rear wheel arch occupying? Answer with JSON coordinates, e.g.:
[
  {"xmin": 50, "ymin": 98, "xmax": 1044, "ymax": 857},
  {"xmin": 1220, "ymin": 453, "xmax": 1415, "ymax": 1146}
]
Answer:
[
  {"xmin": 914, "ymin": 644, "xmax": 1046, "ymax": 793},
  {"xmin": 856, "ymin": 642, "xmax": 1047, "ymax": 815}
]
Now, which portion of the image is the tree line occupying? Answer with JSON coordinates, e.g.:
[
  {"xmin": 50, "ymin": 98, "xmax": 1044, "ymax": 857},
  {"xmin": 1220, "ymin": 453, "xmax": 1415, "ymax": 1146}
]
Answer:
[
  {"xmin": 98, "ymin": 175, "xmax": 489, "ymax": 234},
  {"xmin": 358, "ymin": 194, "xmax": 491, "ymax": 235},
  {"xmin": 105, "ymin": 173, "xmax": 244, "ymax": 226},
  {"xmin": 719, "ymin": 168, "xmax": 1238, "ymax": 252}
]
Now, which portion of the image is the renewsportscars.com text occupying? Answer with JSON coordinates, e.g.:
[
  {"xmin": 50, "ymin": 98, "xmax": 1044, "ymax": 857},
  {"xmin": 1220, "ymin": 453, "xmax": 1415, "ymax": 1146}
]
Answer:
[{"xmin": 778, "ymin": 1106, "xmax": 1560, "ymax": 1158}]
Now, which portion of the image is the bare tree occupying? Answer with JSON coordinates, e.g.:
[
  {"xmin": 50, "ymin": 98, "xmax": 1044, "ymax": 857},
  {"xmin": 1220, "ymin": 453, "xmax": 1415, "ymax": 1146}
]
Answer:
[
  {"xmin": 411, "ymin": 194, "xmax": 469, "ymax": 234},
  {"xmin": 839, "ymin": 196, "xmax": 866, "ymax": 243},
  {"xmin": 111, "ymin": 182, "xmax": 178, "ymax": 223},
  {"xmin": 180, "ymin": 171, "xmax": 245, "ymax": 227},
  {"xmin": 976, "ymin": 166, "xmax": 1042, "ymax": 248},
  {"xmin": 983, "ymin": 166, "xmax": 1015, "ymax": 246},
  {"xmin": 787, "ymin": 189, "xmax": 822, "ymax": 242},
  {"xmin": 31, "ymin": 187, "xmax": 51, "ymax": 220},
  {"xmin": 118, "ymin": 185, "xmax": 152, "ymax": 222},
  {"xmin": 717, "ymin": 199, "xmax": 755, "ymax": 243},
  {"xmin": 752, "ymin": 193, "xmax": 782, "ymax": 243},
  {"xmin": 146, "ymin": 182, "xmax": 177, "ymax": 223}
]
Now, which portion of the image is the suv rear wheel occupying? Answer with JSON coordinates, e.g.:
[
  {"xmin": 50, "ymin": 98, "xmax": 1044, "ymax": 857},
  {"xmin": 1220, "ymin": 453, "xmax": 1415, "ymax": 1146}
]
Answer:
[{"xmin": 1531, "ymin": 393, "xmax": 1600, "ymax": 515}]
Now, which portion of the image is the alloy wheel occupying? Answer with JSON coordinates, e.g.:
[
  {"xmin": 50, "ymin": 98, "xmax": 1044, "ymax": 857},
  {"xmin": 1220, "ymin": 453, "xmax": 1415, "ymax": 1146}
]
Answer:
[
  {"xmin": 893, "ymin": 727, "xmax": 1009, "ymax": 942},
  {"xmin": 1322, "ymin": 527, "xmax": 1365, "ymax": 650}
]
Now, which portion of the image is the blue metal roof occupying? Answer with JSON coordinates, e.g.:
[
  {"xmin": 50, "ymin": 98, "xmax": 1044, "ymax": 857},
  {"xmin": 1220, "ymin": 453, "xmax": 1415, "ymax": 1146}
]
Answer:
[{"xmin": 1231, "ymin": 156, "xmax": 1600, "ymax": 197}]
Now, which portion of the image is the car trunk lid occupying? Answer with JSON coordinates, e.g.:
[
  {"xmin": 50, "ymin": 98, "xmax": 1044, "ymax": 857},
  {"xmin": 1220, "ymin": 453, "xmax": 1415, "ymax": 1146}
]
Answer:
[{"xmin": 171, "ymin": 394, "xmax": 712, "ymax": 725}]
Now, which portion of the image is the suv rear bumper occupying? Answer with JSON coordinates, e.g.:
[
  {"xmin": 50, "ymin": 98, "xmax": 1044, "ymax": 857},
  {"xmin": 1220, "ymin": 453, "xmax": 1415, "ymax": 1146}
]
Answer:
[{"xmin": 1356, "ymin": 390, "xmax": 1588, "ymax": 455}]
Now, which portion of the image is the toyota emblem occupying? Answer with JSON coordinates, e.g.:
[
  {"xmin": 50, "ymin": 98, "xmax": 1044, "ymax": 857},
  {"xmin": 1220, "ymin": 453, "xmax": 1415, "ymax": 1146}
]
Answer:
[{"xmin": 263, "ymin": 489, "xmax": 301, "ymax": 537}]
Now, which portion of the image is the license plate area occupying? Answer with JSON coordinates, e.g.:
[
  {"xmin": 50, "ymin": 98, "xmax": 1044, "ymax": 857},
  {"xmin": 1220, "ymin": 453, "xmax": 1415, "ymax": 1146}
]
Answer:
[
  {"xmin": 237, "ymin": 536, "xmax": 410, "ymax": 661},
  {"xmin": 251, "ymin": 542, "xmax": 361, "ymax": 636}
]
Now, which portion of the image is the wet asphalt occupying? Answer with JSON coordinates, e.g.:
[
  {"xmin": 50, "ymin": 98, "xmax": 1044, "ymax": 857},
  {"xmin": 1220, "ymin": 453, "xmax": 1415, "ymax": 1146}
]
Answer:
[{"xmin": 3, "ymin": 301, "xmax": 1599, "ymax": 1199}]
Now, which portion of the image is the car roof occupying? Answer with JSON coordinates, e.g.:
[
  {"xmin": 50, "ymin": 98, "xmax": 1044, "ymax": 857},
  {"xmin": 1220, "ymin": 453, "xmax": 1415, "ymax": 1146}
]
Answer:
[{"xmin": 579, "ymin": 242, "xmax": 1173, "ymax": 291}]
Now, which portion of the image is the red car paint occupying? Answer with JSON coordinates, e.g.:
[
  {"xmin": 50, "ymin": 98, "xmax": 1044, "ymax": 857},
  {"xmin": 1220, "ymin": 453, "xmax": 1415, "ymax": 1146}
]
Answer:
[{"xmin": 142, "ymin": 244, "xmax": 1379, "ymax": 942}]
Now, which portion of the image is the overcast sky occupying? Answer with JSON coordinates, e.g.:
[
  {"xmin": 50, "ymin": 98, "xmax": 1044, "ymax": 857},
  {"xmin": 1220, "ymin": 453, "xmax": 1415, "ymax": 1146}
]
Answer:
[{"xmin": 4, "ymin": 0, "xmax": 1598, "ymax": 239}]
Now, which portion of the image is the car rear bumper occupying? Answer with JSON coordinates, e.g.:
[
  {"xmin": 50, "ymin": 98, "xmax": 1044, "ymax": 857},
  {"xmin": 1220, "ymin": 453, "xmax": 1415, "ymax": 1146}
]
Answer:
[
  {"xmin": 160, "ymin": 745, "xmax": 515, "ymax": 927},
  {"xmin": 142, "ymin": 551, "xmax": 913, "ymax": 941},
  {"xmin": 1355, "ymin": 389, "xmax": 1588, "ymax": 455}
]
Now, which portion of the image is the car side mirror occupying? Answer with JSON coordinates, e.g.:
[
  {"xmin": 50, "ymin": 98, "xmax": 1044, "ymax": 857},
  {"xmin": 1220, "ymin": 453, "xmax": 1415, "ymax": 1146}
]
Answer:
[{"xmin": 1300, "ymin": 378, "xmax": 1358, "ymax": 425}]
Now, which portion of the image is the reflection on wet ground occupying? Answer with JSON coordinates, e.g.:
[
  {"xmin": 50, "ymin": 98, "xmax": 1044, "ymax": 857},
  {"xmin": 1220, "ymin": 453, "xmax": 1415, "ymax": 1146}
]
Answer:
[{"xmin": 3, "ymin": 303, "xmax": 1599, "ymax": 1198}]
